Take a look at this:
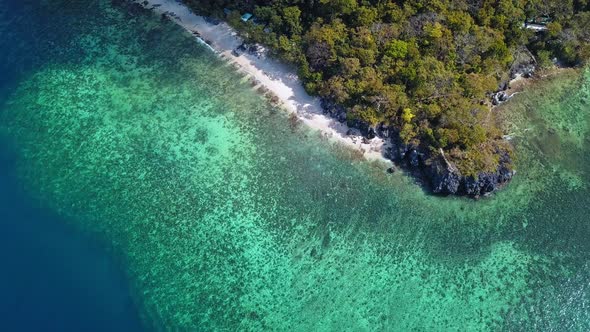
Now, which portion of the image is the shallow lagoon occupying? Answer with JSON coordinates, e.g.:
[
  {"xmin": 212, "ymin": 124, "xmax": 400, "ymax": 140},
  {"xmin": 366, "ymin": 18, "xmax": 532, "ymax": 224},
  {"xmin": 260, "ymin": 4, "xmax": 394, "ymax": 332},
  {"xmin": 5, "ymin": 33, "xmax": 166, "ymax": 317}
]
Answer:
[{"xmin": 1, "ymin": 0, "xmax": 589, "ymax": 330}]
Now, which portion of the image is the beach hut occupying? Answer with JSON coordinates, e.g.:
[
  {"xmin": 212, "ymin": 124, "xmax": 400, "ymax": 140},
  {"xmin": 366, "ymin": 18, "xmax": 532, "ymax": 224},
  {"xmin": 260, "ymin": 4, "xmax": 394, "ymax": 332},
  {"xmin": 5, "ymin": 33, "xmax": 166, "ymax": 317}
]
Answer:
[
  {"xmin": 523, "ymin": 15, "xmax": 551, "ymax": 31},
  {"xmin": 241, "ymin": 13, "xmax": 253, "ymax": 22},
  {"xmin": 528, "ymin": 16, "xmax": 552, "ymax": 24}
]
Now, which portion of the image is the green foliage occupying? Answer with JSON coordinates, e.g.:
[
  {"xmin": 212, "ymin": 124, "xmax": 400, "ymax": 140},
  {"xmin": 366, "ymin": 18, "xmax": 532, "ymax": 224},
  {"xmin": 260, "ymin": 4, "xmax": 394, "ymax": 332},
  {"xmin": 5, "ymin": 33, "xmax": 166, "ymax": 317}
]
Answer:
[
  {"xmin": 461, "ymin": 73, "xmax": 498, "ymax": 99},
  {"xmin": 350, "ymin": 105, "xmax": 379, "ymax": 126},
  {"xmin": 546, "ymin": 22, "xmax": 562, "ymax": 37},
  {"xmin": 400, "ymin": 123, "xmax": 418, "ymax": 144},
  {"xmin": 282, "ymin": 6, "xmax": 302, "ymax": 36},
  {"xmin": 354, "ymin": 6, "xmax": 377, "ymax": 27},
  {"xmin": 385, "ymin": 40, "xmax": 408, "ymax": 59},
  {"xmin": 435, "ymin": 128, "xmax": 459, "ymax": 148},
  {"xmin": 537, "ymin": 50, "xmax": 554, "ymax": 69},
  {"xmin": 320, "ymin": 0, "xmax": 357, "ymax": 16},
  {"xmin": 183, "ymin": 0, "xmax": 590, "ymax": 171},
  {"xmin": 424, "ymin": 22, "xmax": 444, "ymax": 39},
  {"xmin": 401, "ymin": 108, "xmax": 415, "ymax": 123}
]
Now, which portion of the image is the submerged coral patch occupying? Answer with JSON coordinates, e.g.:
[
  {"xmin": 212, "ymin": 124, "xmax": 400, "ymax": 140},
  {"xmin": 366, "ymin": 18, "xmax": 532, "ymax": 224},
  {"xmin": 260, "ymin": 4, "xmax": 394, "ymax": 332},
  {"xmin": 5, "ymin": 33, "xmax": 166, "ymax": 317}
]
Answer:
[{"xmin": 1, "ymin": 1, "xmax": 590, "ymax": 331}]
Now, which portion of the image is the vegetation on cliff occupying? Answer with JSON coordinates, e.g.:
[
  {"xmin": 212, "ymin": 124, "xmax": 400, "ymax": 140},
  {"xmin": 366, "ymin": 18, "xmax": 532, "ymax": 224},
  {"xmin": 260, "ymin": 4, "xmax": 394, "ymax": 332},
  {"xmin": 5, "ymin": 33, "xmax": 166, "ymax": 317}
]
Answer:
[{"xmin": 183, "ymin": 0, "xmax": 589, "ymax": 179}]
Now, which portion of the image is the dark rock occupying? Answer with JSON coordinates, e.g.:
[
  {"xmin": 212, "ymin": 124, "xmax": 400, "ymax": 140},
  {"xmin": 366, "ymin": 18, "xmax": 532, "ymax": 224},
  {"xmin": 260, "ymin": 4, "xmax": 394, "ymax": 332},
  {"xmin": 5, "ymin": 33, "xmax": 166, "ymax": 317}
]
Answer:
[
  {"xmin": 204, "ymin": 17, "xmax": 221, "ymax": 25},
  {"xmin": 248, "ymin": 44, "xmax": 265, "ymax": 57},
  {"xmin": 383, "ymin": 146, "xmax": 395, "ymax": 160},
  {"xmin": 464, "ymin": 172, "xmax": 502, "ymax": 196},
  {"xmin": 496, "ymin": 151, "xmax": 515, "ymax": 183},
  {"xmin": 498, "ymin": 165, "xmax": 514, "ymax": 183},
  {"xmin": 320, "ymin": 98, "xmax": 347, "ymax": 123},
  {"xmin": 492, "ymin": 91, "xmax": 510, "ymax": 105},
  {"xmin": 419, "ymin": 146, "xmax": 514, "ymax": 197},
  {"xmin": 377, "ymin": 124, "xmax": 391, "ymax": 138},
  {"xmin": 424, "ymin": 156, "xmax": 461, "ymax": 194},
  {"xmin": 464, "ymin": 173, "xmax": 493, "ymax": 196},
  {"xmin": 457, "ymin": 150, "xmax": 513, "ymax": 196},
  {"xmin": 316, "ymin": 98, "xmax": 514, "ymax": 198},
  {"xmin": 498, "ymin": 81, "xmax": 509, "ymax": 91},
  {"xmin": 387, "ymin": 138, "xmax": 410, "ymax": 162},
  {"xmin": 347, "ymin": 119, "xmax": 371, "ymax": 137},
  {"xmin": 510, "ymin": 47, "xmax": 536, "ymax": 80},
  {"xmin": 511, "ymin": 63, "xmax": 535, "ymax": 79}
]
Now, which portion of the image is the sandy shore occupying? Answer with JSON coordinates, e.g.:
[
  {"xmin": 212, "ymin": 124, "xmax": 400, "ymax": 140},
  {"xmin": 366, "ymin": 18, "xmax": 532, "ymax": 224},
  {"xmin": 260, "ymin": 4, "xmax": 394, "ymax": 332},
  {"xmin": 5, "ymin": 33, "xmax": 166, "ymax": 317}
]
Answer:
[{"xmin": 132, "ymin": 0, "xmax": 390, "ymax": 162}]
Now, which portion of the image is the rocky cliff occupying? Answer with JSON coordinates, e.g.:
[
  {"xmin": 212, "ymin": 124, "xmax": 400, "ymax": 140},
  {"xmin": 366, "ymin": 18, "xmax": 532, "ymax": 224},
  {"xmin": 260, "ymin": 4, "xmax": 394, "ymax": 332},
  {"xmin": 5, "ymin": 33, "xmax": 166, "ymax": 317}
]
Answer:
[{"xmin": 321, "ymin": 99, "xmax": 515, "ymax": 198}]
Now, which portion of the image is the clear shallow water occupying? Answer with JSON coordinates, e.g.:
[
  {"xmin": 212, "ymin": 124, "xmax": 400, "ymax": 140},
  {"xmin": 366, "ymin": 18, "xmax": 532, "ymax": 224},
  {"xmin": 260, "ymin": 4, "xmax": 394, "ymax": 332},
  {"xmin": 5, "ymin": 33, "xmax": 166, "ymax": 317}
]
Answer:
[{"xmin": 0, "ymin": 0, "xmax": 589, "ymax": 330}]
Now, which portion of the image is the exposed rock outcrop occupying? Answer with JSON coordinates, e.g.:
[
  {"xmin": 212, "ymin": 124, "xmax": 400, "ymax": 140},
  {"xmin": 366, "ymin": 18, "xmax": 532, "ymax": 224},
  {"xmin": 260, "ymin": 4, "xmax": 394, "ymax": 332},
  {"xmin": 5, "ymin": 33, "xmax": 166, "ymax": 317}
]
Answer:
[
  {"xmin": 389, "ymin": 139, "xmax": 514, "ymax": 197},
  {"xmin": 388, "ymin": 138, "xmax": 514, "ymax": 197},
  {"xmin": 323, "ymin": 96, "xmax": 515, "ymax": 198}
]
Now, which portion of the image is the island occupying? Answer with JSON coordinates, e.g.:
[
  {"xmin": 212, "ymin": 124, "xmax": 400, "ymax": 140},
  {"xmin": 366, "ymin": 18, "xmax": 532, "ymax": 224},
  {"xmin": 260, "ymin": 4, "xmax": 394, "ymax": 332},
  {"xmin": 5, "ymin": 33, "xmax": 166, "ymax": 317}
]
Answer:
[{"xmin": 178, "ymin": 0, "xmax": 589, "ymax": 197}]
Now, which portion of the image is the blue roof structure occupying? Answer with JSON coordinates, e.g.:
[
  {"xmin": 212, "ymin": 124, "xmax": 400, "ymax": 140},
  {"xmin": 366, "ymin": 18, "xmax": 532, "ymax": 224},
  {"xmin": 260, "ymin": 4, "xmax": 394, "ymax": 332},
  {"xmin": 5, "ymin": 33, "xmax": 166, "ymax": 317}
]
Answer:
[{"xmin": 241, "ymin": 13, "xmax": 253, "ymax": 22}]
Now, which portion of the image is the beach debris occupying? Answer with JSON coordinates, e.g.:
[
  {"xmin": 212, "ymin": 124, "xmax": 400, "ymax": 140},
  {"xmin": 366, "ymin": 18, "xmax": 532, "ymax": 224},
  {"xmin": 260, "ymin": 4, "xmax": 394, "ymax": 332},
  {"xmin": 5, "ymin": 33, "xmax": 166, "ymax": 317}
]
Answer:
[
  {"xmin": 204, "ymin": 17, "xmax": 221, "ymax": 25},
  {"xmin": 232, "ymin": 43, "xmax": 247, "ymax": 57},
  {"xmin": 248, "ymin": 44, "xmax": 266, "ymax": 58}
]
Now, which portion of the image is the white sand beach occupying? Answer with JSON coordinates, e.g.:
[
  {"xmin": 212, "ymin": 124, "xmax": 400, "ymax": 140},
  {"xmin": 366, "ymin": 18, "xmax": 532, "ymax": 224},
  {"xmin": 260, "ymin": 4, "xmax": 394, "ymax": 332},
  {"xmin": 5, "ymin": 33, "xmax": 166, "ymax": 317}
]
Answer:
[{"xmin": 132, "ymin": 0, "xmax": 391, "ymax": 162}]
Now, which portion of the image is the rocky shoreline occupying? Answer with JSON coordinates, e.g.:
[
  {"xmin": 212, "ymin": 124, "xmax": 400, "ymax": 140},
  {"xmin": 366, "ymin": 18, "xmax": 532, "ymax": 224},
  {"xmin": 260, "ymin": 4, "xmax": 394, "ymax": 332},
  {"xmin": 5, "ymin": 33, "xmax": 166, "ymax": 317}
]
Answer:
[
  {"xmin": 321, "ymin": 98, "xmax": 515, "ymax": 198},
  {"xmin": 320, "ymin": 56, "xmax": 558, "ymax": 198},
  {"xmin": 321, "ymin": 58, "xmax": 575, "ymax": 197},
  {"xmin": 125, "ymin": 0, "xmax": 570, "ymax": 198}
]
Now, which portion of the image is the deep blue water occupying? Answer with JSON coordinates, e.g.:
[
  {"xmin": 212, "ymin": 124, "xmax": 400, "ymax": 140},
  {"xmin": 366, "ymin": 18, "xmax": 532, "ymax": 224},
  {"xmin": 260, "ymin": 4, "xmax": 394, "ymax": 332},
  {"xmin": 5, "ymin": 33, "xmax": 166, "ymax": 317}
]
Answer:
[
  {"xmin": 0, "ymin": 0, "xmax": 146, "ymax": 329},
  {"xmin": 0, "ymin": 142, "xmax": 145, "ymax": 331}
]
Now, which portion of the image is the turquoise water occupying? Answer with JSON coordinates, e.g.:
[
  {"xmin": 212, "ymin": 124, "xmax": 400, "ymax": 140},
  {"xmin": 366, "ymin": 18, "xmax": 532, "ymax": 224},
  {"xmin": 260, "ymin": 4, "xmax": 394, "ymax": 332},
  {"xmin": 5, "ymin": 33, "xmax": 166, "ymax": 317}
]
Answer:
[{"xmin": 1, "ymin": 0, "xmax": 589, "ymax": 330}]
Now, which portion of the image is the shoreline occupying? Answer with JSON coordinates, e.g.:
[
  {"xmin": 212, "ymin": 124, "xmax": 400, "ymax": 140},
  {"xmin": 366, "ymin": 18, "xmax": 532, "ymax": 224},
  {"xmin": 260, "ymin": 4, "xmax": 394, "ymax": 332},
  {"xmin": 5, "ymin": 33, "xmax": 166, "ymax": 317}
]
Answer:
[
  {"xmin": 127, "ymin": 0, "xmax": 580, "ymax": 197},
  {"xmin": 131, "ymin": 0, "xmax": 391, "ymax": 163}
]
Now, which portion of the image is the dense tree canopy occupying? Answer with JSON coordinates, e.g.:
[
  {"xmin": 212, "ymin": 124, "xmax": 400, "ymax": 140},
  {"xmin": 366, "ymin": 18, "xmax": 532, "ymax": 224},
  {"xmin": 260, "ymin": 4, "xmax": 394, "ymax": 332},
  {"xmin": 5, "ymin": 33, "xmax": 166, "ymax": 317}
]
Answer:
[{"xmin": 184, "ymin": 0, "xmax": 589, "ymax": 174}]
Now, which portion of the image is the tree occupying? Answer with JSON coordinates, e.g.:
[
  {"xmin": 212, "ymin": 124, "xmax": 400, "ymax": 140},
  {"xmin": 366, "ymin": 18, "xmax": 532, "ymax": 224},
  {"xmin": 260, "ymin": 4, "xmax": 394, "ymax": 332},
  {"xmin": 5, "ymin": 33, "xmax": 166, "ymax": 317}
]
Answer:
[
  {"xmin": 182, "ymin": 0, "xmax": 590, "ymax": 176},
  {"xmin": 319, "ymin": 0, "xmax": 358, "ymax": 16},
  {"xmin": 385, "ymin": 40, "xmax": 408, "ymax": 59},
  {"xmin": 282, "ymin": 6, "xmax": 302, "ymax": 36}
]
